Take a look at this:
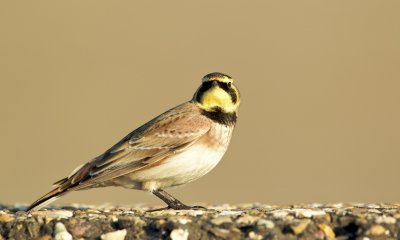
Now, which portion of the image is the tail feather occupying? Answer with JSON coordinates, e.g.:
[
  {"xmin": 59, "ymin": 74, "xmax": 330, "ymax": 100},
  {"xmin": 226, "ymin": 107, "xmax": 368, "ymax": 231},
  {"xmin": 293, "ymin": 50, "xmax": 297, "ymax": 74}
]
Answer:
[
  {"xmin": 26, "ymin": 188, "xmax": 67, "ymax": 213},
  {"xmin": 27, "ymin": 162, "xmax": 93, "ymax": 213}
]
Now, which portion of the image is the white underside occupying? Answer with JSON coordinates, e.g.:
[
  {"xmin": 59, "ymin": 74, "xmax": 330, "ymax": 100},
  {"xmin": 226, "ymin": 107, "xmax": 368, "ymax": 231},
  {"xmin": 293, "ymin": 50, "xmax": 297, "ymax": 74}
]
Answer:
[{"xmin": 112, "ymin": 123, "xmax": 233, "ymax": 190}]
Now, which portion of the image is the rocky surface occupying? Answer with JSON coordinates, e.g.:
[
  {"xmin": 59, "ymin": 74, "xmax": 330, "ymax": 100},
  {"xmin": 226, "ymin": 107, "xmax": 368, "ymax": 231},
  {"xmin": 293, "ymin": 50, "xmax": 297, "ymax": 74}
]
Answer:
[{"xmin": 1, "ymin": 203, "xmax": 400, "ymax": 239}]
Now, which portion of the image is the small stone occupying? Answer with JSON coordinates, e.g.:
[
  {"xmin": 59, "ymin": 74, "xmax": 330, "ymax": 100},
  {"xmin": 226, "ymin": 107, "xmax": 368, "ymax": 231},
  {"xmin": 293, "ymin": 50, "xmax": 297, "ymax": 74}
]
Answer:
[
  {"xmin": 295, "ymin": 209, "xmax": 326, "ymax": 218},
  {"xmin": 110, "ymin": 215, "xmax": 118, "ymax": 222},
  {"xmin": 87, "ymin": 213, "xmax": 100, "ymax": 219},
  {"xmin": 314, "ymin": 230, "xmax": 325, "ymax": 239},
  {"xmin": 248, "ymin": 231, "xmax": 262, "ymax": 240},
  {"xmin": 367, "ymin": 209, "xmax": 381, "ymax": 214},
  {"xmin": 331, "ymin": 203, "xmax": 343, "ymax": 208},
  {"xmin": 353, "ymin": 203, "xmax": 365, "ymax": 208},
  {"xmin": 291, "ymin": 220, "xmax": 310, "ymax": 235},
  {"xmin": 170, "ymin": 228, "xmax": 189, "ymax": 240},
  {"xmin": 310, "ymin": 203, "xmax": 323, "ymax": 208},
  {"xmin": 367, "ymin": 225, "xmax": 386, "ymax": 236},
  {"xmin": 211, "ymin": 216, "xmax": 232, "ymax": 225},
  {"xmin": 218, "ymin": 210, "xmax": 243, "ymax": 216},
  {"xmin": 210, "ymin": 228, "xmax": 242, "ymax": 239},
  {"xmin": 100, "ymin": 229, "xmax": 127, "ymax": 240},
  {"xmin": 271, "ymin": 210, "xmax": 289, "ymax": 218},
  {"xmin": 54, "ymin": 222, "xmax": 72, "ymax": 240},
  {"xmin": 285, "ymin": 215, "xmax": 295, "ymax": 221},
  {"xmin": 185, "ymin": 210, "xmax": 204, "ymax": 216},
  {"xmin": 367, "ymin": 204, "xmax": 380, "ymax": 209},
  {"xmin": 375, "ymin": 215, "xmax": 396, "ymax": 224},
  {"xmin": 15, "ymin": 211, "xmax": 27, "ymax": 221},
  {"xmin": 69, "ymin": 224, "xmax": 90, "ymax": 237},
  {"xmin": 236, "ymin": 215, "xmax": 258, "ymax": 226},
  {"xmin": 248, "ymin": 209, "xmax": 261, "ymax": 215},
  {"xmin": 177, "ymin": 217, "xmax": 191, "ymax": 224},
  {"xmin": 314, "ymin": 212, "xmax": 331, "ymax": 222},
  {"xmin": 318, "ymin": 224, "xmax": 335, "ymax": 239},
  {"xmin": 32, "ymin": 210, "xmax": 73, "ymax": 220},
  {"xmin": 0, "ymin": 214, "xmax": 14, "ymax": 222},
  {"xmin": 257, "ymin": 219, "xmax": 275, "ymax": 229}
]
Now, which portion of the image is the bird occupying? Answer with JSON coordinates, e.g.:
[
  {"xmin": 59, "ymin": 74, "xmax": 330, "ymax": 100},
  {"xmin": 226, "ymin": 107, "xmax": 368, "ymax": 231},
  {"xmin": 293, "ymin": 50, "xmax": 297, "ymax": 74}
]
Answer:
[{"xmin": 26, "ymin": 72, "xmax": 241, "ymax": 213}]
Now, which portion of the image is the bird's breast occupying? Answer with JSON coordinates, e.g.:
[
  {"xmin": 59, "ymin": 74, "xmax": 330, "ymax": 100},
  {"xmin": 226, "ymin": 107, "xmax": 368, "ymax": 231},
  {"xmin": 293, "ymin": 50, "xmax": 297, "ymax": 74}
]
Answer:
[{"xmin": 123, "ymin": 123, "xmax": 234, "ymax": 190}]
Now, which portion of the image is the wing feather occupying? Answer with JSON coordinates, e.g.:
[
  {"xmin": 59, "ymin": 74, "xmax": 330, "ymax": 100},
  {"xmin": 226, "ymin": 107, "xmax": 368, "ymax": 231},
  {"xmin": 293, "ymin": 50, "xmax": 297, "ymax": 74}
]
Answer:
[{"xmin": 56, "ymin": 102, "xmax": 210, "ymax": 191}]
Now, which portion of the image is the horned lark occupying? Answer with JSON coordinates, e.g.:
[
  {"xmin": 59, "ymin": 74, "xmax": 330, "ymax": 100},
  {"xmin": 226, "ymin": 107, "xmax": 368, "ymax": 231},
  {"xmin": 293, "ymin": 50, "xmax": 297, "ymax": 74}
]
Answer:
[{"xmin": 27, "ymin": 72, "xmax": 241, "ymax": 212}]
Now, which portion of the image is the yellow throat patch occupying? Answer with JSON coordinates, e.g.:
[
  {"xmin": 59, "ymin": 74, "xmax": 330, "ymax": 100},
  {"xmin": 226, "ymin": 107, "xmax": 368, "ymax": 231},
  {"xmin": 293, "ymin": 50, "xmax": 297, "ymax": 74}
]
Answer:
[{"xmin": 194, "ymin": 72, "xmax": 240, "ymax": 113}]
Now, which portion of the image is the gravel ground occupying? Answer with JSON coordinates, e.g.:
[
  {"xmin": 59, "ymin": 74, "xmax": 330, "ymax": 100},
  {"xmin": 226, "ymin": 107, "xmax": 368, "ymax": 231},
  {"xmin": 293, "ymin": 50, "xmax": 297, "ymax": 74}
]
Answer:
[{"xmin": 1, "ymin": 203, "xmax": 400, "ymax": 239}]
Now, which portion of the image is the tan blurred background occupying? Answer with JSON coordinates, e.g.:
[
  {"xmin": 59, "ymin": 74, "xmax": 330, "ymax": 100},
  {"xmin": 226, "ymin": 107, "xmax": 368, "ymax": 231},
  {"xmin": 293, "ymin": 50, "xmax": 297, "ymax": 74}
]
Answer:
[{"xmin": 1, "ymin": 1, "xmax": 399, "ymax": 207}]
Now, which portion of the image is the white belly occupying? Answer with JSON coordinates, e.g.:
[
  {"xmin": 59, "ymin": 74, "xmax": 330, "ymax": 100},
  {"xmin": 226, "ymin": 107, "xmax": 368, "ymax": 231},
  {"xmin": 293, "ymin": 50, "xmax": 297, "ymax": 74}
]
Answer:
[{"xmin": 114, "ymin": 123, "xmax": 233, "ymax": 190}]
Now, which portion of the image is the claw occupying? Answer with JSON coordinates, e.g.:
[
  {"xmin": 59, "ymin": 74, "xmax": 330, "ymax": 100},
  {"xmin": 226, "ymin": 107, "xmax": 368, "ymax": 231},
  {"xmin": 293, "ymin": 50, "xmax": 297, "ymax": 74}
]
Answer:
[{"xmin": 146, "ymin": 204, "xmax": 207, "ymax": 212}]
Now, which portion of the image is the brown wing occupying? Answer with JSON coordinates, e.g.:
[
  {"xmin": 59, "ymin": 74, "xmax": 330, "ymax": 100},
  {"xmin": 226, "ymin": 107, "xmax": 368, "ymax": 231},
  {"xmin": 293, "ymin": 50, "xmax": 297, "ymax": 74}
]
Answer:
[{"xmin": 27, "ymin": 102, "xmax": 211, "ymax": 212}]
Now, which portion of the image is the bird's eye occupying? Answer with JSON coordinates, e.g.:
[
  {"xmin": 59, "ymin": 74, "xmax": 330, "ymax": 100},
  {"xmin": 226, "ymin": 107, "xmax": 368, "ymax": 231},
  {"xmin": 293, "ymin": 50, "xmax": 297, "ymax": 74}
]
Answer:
[{"xmin": 227, "ymin": 82, "xmax": 232, "ymax": 88}]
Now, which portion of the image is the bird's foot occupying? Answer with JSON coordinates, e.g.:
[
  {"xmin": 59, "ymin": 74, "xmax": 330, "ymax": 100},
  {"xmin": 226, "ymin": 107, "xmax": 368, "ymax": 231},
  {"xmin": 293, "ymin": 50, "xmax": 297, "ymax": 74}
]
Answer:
[
  {"xmin": 171, "ymin": 203, "xmax": 207, "ymax": 210},
  {"xmin": 147, "ymin": 204, "xmax": 207, "ymax": 212}
]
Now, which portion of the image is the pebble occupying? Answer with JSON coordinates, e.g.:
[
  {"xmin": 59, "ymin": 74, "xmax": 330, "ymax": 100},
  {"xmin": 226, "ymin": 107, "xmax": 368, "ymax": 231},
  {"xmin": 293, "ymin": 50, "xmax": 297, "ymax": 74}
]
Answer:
[
  {"xmin": 32, "ymin": 210, "xmax": 73, "ymax": 220},
  {"xmin": 0, "ymin": 214, "xmax": 14, "ymax": 222},
  {"xmin": 110, "ymin": 215, "xmax": 118, "ymax": 222},
  {"xmin": 170, "ymin": 228, "xmax": 189, "ymax": 240},
  {"xmin": 165, "ymin": 215, "xmax": 193, "ymax": 224},
  {"xmin": 236, "ymin": 215, "xmax": 258, "ymax": 226},
  {"xmin": 318, "ymin": 224, "xmax": 335, "ymax": 239},
  {"xmin": 367, "ymin": 225, "xmax": 386, "ymax": 236},
  {"xmin": 211, "ymin": 216, "xmax": 232, "ymax": 225},
  {"xmin": 257, "ymin": 219, "xmax": 275, "ymax": 229},
  {"xmin": 314, "ymin": 230, "xmax": 325, "ymax": 239},
  {"xmin": 184, "ymin": 210, "xmax": 204, "ymax": 216},
  {"xmin": 375, "ymin": 215, "xmax": 396, "ymax": 224},
  {"xmin": 209, "ymin": 228, "xmax": 235, "ymax": 239},
  {"xmin": 330, "ymin": 203, "xmax": 343, "ymax": 208},
  {"xmin": 100, "ymin": 229, "xmax": 127, "ymax": 240},
  {"xmin": 367, "ymin": 209, "xmax": 381, "ymax": 214},
  {"xmin": 271, "ymin": 210, "xmax": 289, "ymax": 218},
  {"xmin": 54, "ymin": 222, "xmax": 73, "ymax": 240},
  {"xmin": 248, "ymin": 231, "xmax": 262, "ymax": 240},
  {"xmin": 68, "ymin": 223, "xmax": 90, "ymax": 237},
  {"xmin": 295, "ymin": 209, "xmax": 326, "ymax": 218},
  {"xmin": 367, "ymin": 204, "xmax": 381, "ymax": 209},
  {"xmin": 177, "ymin": 217, "xmax": 191, "ymax": 224},
  {"xmin": 353, "ymin": 203, "xmax": 365, "ymax": 208},
  {"xmin": 310, "ymin": 203, "xmax": 323, "ymax": 208},
  {"xmin": 290, "ymin": 220, "xmax": 310, "ymax": 235},
  {"xmin": 259, "ymin": 204, "xmax": 273, "ymax": 209},
  {"xmin": 218, "ymin": 210, "xmax": 243, "ymax": 216}
]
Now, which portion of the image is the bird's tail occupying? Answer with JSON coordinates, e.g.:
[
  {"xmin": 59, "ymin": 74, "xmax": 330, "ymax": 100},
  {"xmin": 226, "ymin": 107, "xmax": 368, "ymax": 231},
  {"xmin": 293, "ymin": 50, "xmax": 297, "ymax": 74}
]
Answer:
[
  {"xmin": 26, "ymin": 187, "xmax": 67, "ymax": 213},
  {"xmin": 26, "ymin": 162, "xmax": 94, "ymax": 213}
]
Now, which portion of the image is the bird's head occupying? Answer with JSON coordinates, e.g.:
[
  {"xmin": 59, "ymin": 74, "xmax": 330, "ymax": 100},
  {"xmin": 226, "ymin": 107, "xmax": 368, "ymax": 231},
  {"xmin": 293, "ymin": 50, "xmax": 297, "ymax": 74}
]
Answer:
[{"xmin": 193, "ymin": 72, "xmax": 241, "ymax": 113}]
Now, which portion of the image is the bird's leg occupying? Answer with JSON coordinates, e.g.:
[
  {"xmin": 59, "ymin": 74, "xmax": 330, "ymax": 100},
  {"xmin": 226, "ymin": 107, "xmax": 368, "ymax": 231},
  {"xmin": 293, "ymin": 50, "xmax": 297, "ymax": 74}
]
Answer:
[
  {"xmin": 150, "ymin": 189, "xmax": 206, "ymax": 211},
  {"xmin": 151, "ymin": 189, "xmax": 191, "ymax": 210}
]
